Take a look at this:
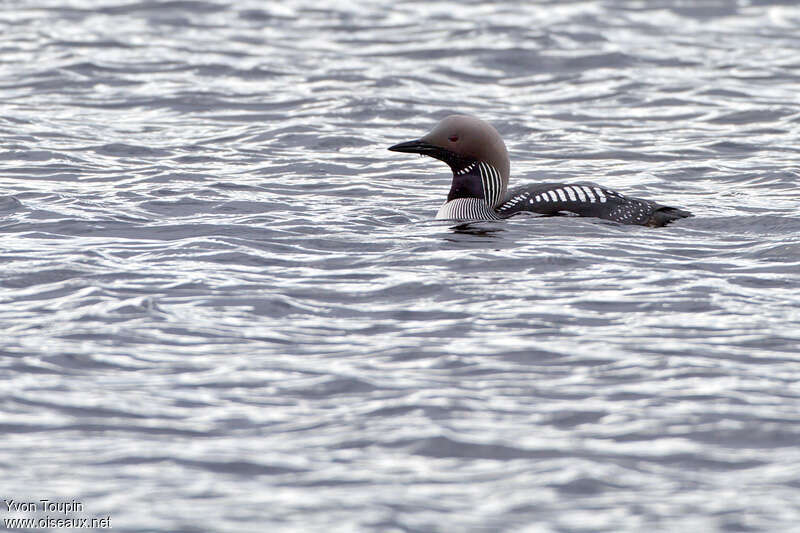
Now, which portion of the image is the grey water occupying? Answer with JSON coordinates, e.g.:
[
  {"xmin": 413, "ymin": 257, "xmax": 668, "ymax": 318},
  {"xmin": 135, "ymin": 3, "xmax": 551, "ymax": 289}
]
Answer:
[{"xmin": 1, "ymin": 1, "xmax": 800, "ymax": 531}]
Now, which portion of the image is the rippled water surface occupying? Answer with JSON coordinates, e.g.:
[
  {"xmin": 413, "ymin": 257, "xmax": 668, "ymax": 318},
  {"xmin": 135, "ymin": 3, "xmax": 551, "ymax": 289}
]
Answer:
[{"xmin": 2, "ymin": 1, "xmax": 800, "ymax": 531}]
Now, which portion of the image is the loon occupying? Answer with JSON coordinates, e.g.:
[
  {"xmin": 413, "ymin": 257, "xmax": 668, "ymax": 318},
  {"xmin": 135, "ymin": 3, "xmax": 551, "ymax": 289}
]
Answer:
[{"xmin": 388, "ymin": 115, "xmax": 692, "ymax": 227}]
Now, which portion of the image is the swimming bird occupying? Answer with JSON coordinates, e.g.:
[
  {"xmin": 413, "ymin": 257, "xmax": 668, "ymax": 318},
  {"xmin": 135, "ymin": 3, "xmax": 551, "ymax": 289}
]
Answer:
[{"xmin": 388, "ymin": 115, "xmax": 691, "ymax": 227}]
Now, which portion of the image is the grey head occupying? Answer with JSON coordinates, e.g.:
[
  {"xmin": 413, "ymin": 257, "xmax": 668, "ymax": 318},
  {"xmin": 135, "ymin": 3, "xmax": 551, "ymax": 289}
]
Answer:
[{"xmin": 388, "ymin": 115, "xmax": 510, "ymax": 208}]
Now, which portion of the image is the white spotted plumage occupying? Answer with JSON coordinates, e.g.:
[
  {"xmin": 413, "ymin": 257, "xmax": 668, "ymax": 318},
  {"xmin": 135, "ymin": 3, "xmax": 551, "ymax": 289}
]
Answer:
[
  {"xmin": 593, "ymin": 187, "xmax": 607, "ymax": 203},
  {"xmin": 568, "ymin": 186, "xmax": 582, "ymax": 202}
]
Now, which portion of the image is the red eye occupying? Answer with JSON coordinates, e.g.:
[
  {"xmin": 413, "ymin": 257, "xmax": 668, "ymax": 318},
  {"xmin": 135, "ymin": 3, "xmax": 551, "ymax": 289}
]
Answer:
[{"xmin": 448, "ymin": 135, "xmax": 459, "ymax": 142}]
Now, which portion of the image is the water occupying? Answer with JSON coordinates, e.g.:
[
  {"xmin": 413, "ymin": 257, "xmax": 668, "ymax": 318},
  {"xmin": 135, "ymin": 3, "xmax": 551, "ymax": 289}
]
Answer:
[{"xmin": 2, "ymin": 1, "xmax": 800, "ymax": 531}]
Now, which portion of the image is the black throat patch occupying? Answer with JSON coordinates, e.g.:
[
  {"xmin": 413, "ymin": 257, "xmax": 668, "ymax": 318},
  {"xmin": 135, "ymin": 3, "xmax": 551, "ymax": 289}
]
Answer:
[{"xmin": 447, "ymin": 161, "xmax": 484, "ymax": 202}]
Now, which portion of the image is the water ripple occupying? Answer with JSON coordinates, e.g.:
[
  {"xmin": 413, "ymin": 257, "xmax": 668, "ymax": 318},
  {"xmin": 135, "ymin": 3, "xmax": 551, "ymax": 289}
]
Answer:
[{"xmin": 2, "ymin": 1, "xmax": 800, "ymax": 532}]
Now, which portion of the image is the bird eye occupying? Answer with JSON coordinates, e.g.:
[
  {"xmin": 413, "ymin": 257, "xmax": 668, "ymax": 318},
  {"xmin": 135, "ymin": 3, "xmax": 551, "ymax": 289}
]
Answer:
[{"xmin": 448, "ymin": 135, "xmax": 459, "ymax": 142}]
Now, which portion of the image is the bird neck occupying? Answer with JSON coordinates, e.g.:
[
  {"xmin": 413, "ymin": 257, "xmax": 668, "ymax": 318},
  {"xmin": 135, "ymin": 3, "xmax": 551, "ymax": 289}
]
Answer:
[{"xmin": 447, "ymin": 160, "xmax": 506, "ymax": 208}]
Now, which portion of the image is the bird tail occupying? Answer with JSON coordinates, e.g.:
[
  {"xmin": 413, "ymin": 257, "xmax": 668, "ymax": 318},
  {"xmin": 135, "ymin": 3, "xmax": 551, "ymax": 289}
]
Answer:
[{"xmin": 648, "ymin": 207, "xmax": 693, "ymax": 227}]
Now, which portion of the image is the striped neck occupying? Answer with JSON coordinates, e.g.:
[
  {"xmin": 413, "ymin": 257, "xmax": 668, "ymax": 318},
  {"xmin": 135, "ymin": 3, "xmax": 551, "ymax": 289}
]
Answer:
[{"xmin": 447, "ymin": 160, "xmax": 506, "ymax": 209}]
